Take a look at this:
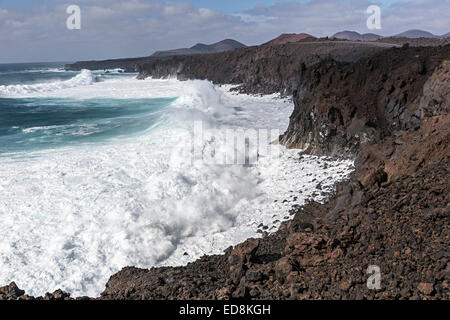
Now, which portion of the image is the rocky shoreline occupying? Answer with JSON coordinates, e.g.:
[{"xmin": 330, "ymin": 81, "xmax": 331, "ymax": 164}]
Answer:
[{"xmin": 2, "ymin": 41, "xmax": 449, "ymax": 300}]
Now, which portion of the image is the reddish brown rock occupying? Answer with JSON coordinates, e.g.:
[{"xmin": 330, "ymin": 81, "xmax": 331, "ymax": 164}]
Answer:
[
  {"xmin": 264, "ymin": 33, "xmax": 315, "ymax": 45},
  {"xmin": 418, "ymin": 283, "xmax": 435, "ymax": 295}
]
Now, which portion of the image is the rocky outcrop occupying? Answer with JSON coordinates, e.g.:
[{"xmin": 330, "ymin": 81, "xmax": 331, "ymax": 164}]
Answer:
[
  {"xmin": 65, "ymin": 56, "xmax": 156, "ymax": 72},
  {"xmin": 419, "ymin": 60, "xmax": 450, "ymax": 117},
  {"xmin": 152, "ymin": 39, "xmax": 246, "ymax": 57},
  {"xmin": 65, "ymin": 40, "xmax": 395, "ymax": 74},
  {"xmin": 137, "ymin": 41, "xmax": 397, "ymax": 96},
  {"xmin": 263, "ymin": 33, "xmax": 315, "ymax": 45},
  {"xmin": 377, "ymin": 37, "xmax": 450, "ymax": 47},
  {"xmin": 332, "ymin": 31, "xmax": 382, "ymax": 41},
  {"xmin": 0, "ymin": 282, "xmax": 73, "ymax": 300},
  {"xmin": 280, "ymin": 46, "xmax": 450, "ymax": 156}
]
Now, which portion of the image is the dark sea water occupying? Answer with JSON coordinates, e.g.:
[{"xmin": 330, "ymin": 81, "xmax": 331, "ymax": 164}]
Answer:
[{"xmin": 0, "ymin": 62, "xmax": 75, "ymax": 85}]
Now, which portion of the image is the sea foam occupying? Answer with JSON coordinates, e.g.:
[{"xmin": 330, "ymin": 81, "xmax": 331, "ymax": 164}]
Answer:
[
  {"xmin": 0, "ymin": 69, "xmax": 95, "ymax": 96},
  {"xmin": 0, "ymin": 75, "xmax": 354, "ymax": 297}
]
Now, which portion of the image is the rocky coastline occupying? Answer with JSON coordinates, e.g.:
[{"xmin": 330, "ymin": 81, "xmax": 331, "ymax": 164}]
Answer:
[{"xmin": 2, "ymin": 41, "xmax": 449, "ymax": 300}]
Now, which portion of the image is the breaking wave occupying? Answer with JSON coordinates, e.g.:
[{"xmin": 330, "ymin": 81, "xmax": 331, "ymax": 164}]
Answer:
[{"xmin": 0, "ymin": 70, "xmax": 95, "ymax": 96}]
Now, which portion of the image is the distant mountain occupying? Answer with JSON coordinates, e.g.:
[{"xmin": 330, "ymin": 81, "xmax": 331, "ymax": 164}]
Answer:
[
  {"xmin": 332, "ymin": 31, "xmax": 382, "ymax": 41},
  {"xmin": 152, "ymin": 39, "xmax": 246, "ymax": 57},
  {"xmin": 331, "ymin": 29, "xmax": 449, "ymax": 41},
  {"xmin": 264, "ymin": 33, "xmax": 315, "ymax": 45},
  {"xmin": 332, "ymin": 31, "xmax": 361, "ymax": 40},
  {"xmin": 393, "ymin": 29, "xmax": 440, "ymax": 39}
]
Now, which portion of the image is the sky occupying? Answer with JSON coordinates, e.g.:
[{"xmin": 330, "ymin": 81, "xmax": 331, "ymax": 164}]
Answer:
[{"xmin": 0, "ymin": 0, "xmax": 449, "ymax": 63}]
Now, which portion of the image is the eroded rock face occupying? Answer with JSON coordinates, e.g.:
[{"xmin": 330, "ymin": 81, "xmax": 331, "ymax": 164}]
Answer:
[
  {"xmin": 138, "ymin": 41, "xmax": 396, "ymax": 96},
  {"xmin": 0, "ymin": 282, "xmax": 72, "ymax": 301},
  {"xmin": 355, "ymin": 59, "xmax": 450, "ymax": 186},
  {"xmin": 0, "ymin": 282, "xmax": 24, "ymax": 300},
  {"xmin": 357, "ymin": 114, "xmax": 450, "ymax": 187},
  {"xmin": 280, "ymin": 46, "xmax": 450, "ymax": 156},
  {"xmin": 418, "ymin": 60, "xmax": 450, "ymax": 118}
]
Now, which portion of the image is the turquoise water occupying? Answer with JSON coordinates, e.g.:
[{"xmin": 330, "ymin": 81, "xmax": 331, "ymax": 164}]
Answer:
[
  {"xmin": 0, "ymin": 97, "xmax": 174, "ymax": 153},
  {"xmin": 0, "ymin": 62, "xmax": 76, "ymax": 85},
  {"xmin": 0, "ymin": 63, "xmax": 174, "ymax": 154}
]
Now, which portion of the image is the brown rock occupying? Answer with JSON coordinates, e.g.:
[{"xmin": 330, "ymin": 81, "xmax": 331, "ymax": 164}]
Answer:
[
  {"xmin": 329, "ymin": 248, "xmax": 343, "ymax": 260},
  {"xmin": 228, "ymin": 238, "xmax": 260, "ymax": 266},
  {"xmin": 0, "ymin": 282, "xmax": 25, "ymax": 299},
  {"xmin": 275, "ymin": 257, "xmax": 294, "ymax": 281},
  {"xmin": 418, "ymin": 282, "xmax": 435, "ymax": 295},
  {"xmin": 216, "ymin": 287, "xmax": 231, "ymax": 300},
  {"xmin": 339, "ymin": 280, "xmax": 353, "ymax": 291}
]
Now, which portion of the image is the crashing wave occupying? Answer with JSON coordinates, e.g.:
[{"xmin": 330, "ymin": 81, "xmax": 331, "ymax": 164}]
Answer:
[{"xmin": 0, "ymin": 69, "xmax": 95, "ymax": 96}]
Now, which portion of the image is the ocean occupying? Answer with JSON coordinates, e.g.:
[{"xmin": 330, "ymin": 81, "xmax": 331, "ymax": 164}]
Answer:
[{"xmin": 0, "ymin": 63, "xmax": 353, "ymax": 297}]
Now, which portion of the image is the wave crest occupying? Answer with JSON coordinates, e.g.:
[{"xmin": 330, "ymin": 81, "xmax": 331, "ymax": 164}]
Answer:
[{"xmin": 0, "ymin": 69, "xmax": 95, "ymax": 97}]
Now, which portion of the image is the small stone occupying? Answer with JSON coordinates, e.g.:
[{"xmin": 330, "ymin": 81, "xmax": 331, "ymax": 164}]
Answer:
[
  {"xmin": 339, "ymin": 280, "xmax": 352, "ymax": 291},
  {"xmin": 216, "ymin": 287, "xmax": 231, "ymax": 300},
  {"xmin": 330, "ymin": 248, "xmax": 343, "ymax": 260},
  {"xmin": 275, "ymin": 257, "xmax": 294, "ymax": 281},
  {"xmin": 417, "ymin": 282, "xmax": 434, "ymax": 295},
  {"xmin": 246, "ymin": 270, "xmax": 263, "ymax": 282}
]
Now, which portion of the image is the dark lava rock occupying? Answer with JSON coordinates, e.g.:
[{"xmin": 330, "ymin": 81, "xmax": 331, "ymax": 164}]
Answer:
[
  {"xmin": 280, "ymin": 45, "xmax": 450, "ymax": 156},
  {"xmin": 0, "ymin": 282, "xmax": 25, "ymax": 300}
]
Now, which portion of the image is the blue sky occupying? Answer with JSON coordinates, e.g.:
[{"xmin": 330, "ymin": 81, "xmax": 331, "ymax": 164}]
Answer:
[{"xmin": 0, "ymin": 0, "xmax": 448, "ymax": 63}]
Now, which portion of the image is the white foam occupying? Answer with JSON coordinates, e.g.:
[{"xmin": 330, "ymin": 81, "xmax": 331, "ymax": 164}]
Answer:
[
  {"xmin": 0, "ymin": 70, "xmax": 95, "ymax": 97},
  {"xmin": 0, "ymin": 77, "xmax": 354, "ymax": 297},
  {"xmin": 22, "ymin": 125, "xmax": 62, "ymax": 134},
  {"xmin": 0, "ymin": 68, "xmax": 65, "ymax": 75},
  {"xmin": 0, "ymin": 72, "xmax": 184, "ymax": 99}
]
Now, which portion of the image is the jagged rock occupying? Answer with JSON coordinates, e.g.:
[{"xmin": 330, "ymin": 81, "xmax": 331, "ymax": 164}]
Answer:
[
  {"xmin": 418, "ymin": 60, "xmax": 450, "ymax": 117},
  {"xmin": 359, "ymin": 166, "xmax": 388, "ymax": 188},
  {"xmin": 51, "ymin": 289, "xmax": 71, "ymax": 300},
  {"xmin": 274, "ymin": 257, "xmax": 294, "ymax": 281},
  {"xmin": 246, "ymin": 270, "xmax": 263, "ymax": 282},
  {"xmin": 228, "ymin": 238, "xmax": 260, "ymax": 284},
  {"xmin": 215, "ymin": 287, "xmax": 231, "ymax": 300},
  {"xmin": 280, "ymin": 46, "xmax": 450, "ymax": 156},
  {"xmin": 0, "ymin": 282, "xmax": 25, "ymax": 300},
  {"xmin": 418, "ymin": 283, "xmax": 435, "ymax": 295},
  {"xmin": 339, "ymin": 280, "xmax": 353, "ymax": 291}
]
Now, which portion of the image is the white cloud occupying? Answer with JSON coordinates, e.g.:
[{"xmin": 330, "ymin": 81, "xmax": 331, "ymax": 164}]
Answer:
[
  {"xmin": 232, "ymin": 13, "xmax": 276, "ymax": 23},
  {"xmin": 0, "ymin": 0, "xmax": 448, "ymax": 63}
]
